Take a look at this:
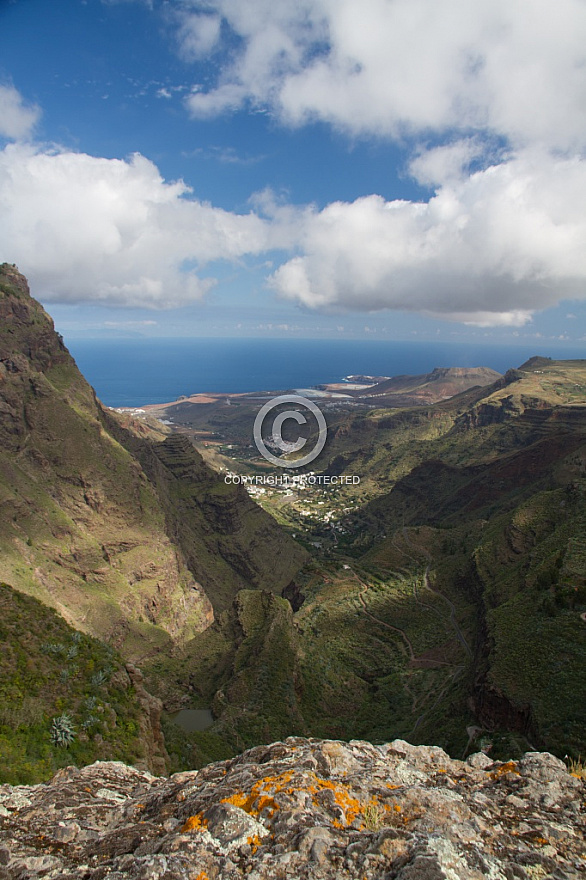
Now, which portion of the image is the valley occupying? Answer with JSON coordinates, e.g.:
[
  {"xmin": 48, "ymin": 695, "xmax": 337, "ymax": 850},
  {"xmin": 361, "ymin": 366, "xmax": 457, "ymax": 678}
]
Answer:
[
  {"xmin": 1, "ymin": 263, "xmax": 585, "ymax": 786},
  {"xmin": 144, "ymin": 356, "xmax": 586, "ymax": 771}
]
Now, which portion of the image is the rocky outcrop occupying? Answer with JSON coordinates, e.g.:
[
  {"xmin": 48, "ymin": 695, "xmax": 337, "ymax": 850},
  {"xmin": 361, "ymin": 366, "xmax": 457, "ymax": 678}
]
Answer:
[
  {"xmin": 0, "ymin": 738, "xmax": 583, "ymax": 879},
  {"xmin": 124, "ymin": 664, "xmax": 170, "ymax": 777}
]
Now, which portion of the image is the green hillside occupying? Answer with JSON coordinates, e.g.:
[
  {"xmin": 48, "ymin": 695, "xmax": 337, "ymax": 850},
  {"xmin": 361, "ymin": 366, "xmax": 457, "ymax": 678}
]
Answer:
[{"xmin": 0, "ymin": 582, "xmax": 150, "ymax": 784}]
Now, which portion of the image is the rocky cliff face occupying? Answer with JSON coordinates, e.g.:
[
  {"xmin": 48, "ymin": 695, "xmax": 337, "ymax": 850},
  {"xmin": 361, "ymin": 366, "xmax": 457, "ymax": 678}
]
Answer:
[
  {"xmin": 0, "ymin": 264, "xmax": 212, "ymax": 658},
  {"xmin": 0, "ymin": 738, "xmax": 583, "ymax": 879},
  {"xmin": 110, "ymin": 429, "xmax": 308, "ymax": 616},
  {"xmin": 124, "ymin": 663, "xmax": 170, "ymax": 777},
  {"xmin": 0, "ymin": 263, "xmax": 306, "ymax": 659}
]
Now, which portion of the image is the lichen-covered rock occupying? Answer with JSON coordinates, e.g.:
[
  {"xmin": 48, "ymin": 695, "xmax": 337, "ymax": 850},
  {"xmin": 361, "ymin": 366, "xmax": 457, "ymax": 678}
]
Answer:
[{"xmin": 0, "ymin": 739, "xmax": 583, "ymax": 879}]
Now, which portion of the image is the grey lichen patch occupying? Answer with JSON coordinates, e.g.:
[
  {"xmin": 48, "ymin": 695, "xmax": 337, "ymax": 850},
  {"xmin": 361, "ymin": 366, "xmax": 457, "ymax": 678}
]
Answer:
[{"xmin": 0, "ymin": 738, "xmax": 583, "ymax": 879}]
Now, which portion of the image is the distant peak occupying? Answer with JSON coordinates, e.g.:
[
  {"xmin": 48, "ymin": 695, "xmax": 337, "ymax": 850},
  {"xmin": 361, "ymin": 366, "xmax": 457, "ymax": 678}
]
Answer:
[{"xmin": 518, "ymin": 356, "xmax": 554, "ymax": 371}]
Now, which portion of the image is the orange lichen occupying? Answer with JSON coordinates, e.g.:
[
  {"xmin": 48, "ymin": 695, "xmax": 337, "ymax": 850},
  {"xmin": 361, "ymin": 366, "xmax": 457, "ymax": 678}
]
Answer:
[
  {"xmin": 181, "ymin": 812, "xmax": 208, "ymax": 833},
  {"xmin": 247, "ymin": 833, "xmax": 263, "ymax": 854},
  {"xmin": 220, "ymin": 771, "xmax": 294, "ymax": 819},
  {"xmin": 218, "ymin": 770, "xmax": 405, "ymax": 831},
  {"xmin": 221, "ymin": 789, "xmax": 279, "ymax": 818},
  {"xmin": 381, "ymin": 801, "xmax": 420, "ymax": 828},
  {"xmin": 489, "ymin": 761, "xmax": 520, "ymax": 779},
  {"xmin": 194, "ymin": 873, "xmax": 209, "ymax": 880},
  {"xmin": 304, "ymin": 775, "xmax": 365, "ymax": 825}
]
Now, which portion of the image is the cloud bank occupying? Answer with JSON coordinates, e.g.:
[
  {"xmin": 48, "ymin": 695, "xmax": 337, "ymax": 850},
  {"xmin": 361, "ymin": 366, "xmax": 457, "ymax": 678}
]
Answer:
[
  {"xmin": 2, "ymin": 0, "xmax": 586, "ymax": 324},
  {"xmin": 269, "ymin": 148, "xmax": 586, "ymax": 325},
  {"xmin": 182, "ymin": 0, "xmax": 586, "ymax": 151},
  {"xmin": 2, "ymin": 139, "xmax": 586, "ymax": 322},
  {"xmin": 176, "ymin": 0, "xmax": 586, "ymax": 324},
  {"xmin": 0, "ymin": 145, "xmax": 274, "ymax": 307}
]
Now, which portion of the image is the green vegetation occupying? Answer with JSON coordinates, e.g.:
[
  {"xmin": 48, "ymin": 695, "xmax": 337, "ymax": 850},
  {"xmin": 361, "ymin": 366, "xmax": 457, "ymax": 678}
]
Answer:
[
  {"xmin": 0, "ymin": 262, "xmax": 304, "ymax": 662},
  {"xmin": 0, "ymin": 582, "xmax": 148, "ymax": 784},
  {"xmin": 111, "ymin": 430, "xmax": 307, "ymax": 615}
]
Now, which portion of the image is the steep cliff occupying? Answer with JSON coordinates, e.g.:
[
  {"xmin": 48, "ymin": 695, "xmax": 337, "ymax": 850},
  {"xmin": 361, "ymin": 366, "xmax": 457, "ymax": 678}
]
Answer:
[
  {"xmin": 0, "ymin": 264, "xmax": 211, "ymax": 658},
  {"xmin": 107, "ymin": 428, "xmax": 308, "ymax": 615},
  {"xmin": 0, "ymin": 264, "xmax": 306, "ymax": 660}
]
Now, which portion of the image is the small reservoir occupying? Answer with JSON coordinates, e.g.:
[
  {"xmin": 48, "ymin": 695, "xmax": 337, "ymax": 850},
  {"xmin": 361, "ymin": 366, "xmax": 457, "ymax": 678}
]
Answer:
[{"xmin": 170, "ymin": 708, "xmax": 214, "ymax": 732}]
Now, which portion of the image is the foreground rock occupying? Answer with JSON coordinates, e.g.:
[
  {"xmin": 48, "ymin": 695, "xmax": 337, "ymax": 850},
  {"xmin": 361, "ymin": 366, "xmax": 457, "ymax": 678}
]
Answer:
[{"xmin": 0, "ymin": 738, "xmax": 584, "ymax": 879}]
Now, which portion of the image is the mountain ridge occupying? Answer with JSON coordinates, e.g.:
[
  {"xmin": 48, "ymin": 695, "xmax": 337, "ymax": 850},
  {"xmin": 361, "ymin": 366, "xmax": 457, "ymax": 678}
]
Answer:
[{"xmin": 353, "ymin": 365, "xmax": 503, "ymax": 403}]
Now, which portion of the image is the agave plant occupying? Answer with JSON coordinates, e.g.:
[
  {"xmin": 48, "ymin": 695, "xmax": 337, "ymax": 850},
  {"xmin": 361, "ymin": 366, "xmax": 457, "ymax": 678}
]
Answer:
[
  {"xmin": 90, "ymin": 668, "xmax": 111, "ymax": 687},
  {"xmin": 41, "ymin": 642, "xmax": 66, "ymax": 656},
  {"xmin": 82, "ymin": 714, "xmax": 100, "ymax": 730},
  {"xmin": 50, "ymin": 713, "xmax": 76, "ymax": 747}
]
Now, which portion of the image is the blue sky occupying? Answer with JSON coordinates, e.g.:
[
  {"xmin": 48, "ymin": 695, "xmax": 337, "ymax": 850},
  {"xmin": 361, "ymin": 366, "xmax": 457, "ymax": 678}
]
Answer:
[{"xmin": 1, "ymin": 0, "xmax": 586, "ymax": 346}]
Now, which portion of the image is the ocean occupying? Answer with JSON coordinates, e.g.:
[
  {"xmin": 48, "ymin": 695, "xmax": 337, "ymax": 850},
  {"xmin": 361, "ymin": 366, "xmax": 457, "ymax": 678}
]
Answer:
[{"xmin": 66, "ymin": 337, "xmax": 586, "ymax": 408}]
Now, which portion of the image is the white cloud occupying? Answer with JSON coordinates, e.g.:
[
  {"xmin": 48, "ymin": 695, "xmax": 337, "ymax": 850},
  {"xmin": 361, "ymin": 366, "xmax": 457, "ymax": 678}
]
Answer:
[
  {"xmin": 0, "ymin": 84, "xmax": 41, "ymax": 140},
  {"xmin": 177, "ymin": 12, "xmax": 222, "ymax": 61},
  {"xmin": 268, "ymin": 148, "xmax": 586, "ymax": 325},
  {"xmin": 188, "ymin": 83, "xmax": 248, "ymax": 118},
  {"xmin": 3, "ymin": 142, "xmax": 586, "ymax": 325},
  {"xmin": 180, "ymin": 0, "xmax": 586, "ymax": 151},
  {"xmin": 0, "ymin": 144, "xmax": 274, "ymax": 307},
  {"xmin": 172, "ymin": 1, "xmax": 586, "ymax": 326},
  {"xmin": 4, "ymin": 0, "xmax": 586, "ymax": 330}
]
